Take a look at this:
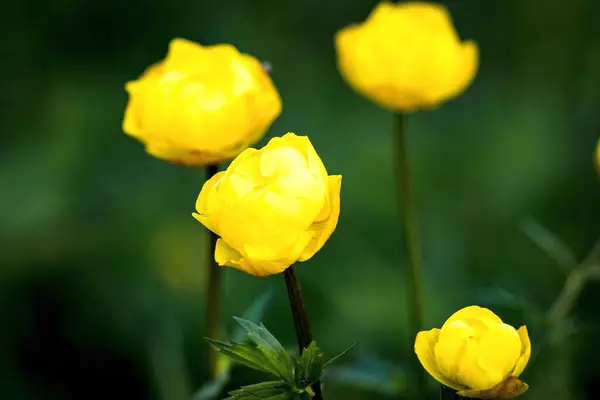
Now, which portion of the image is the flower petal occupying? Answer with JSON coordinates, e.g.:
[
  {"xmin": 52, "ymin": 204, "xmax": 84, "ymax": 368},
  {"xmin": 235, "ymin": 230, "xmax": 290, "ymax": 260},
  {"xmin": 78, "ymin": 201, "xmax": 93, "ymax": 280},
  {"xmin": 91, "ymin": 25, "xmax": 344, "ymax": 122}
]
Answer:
[
  {"xmin": 511, "ymin": 326, "xmax": 531, "ymax": 378},
  {"xmin": 214, "ymin": 238, "xmax": 254, "ymax": 273},
  {"xmin": 470, "ymin": 323, "xmax": 521, "ymax": 390},
  {"xmin": 298, "ymin": 175, "xmax": 342, "ymax": 262},
  {"xmin": 444, "ymin": 40, "xmax": 479, "ymax": 102},
  {"xmin": 442, "ymin": 306, "xmax": 502, "ymax": 330},
  {"xmin": 193, "ymin": 171, "xmax": 225, "ymax": 233},
  {"xmin": 415, "ymin": 329, "xmax": 464, "ymax": 391}
]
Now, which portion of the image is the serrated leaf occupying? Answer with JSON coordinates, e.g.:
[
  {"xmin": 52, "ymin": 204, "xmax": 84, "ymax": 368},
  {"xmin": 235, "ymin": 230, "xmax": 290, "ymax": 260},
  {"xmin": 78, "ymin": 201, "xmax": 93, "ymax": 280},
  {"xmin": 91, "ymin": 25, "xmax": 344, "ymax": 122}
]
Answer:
[
  {"xmin": 224, "ymin": 381, "xmax": 295, "ymax": 400},
  {"xmin": 233, "ymin": 317, "xmax": 294, "ymax": 383},
  {"xmin": 521, "ymin": 218, "xmax": 577, "ymax": 274},
  {"xmin": 294, "ymin": 341, "xmax": 324, "ymax": 388},
  {"xmin": 206, "ymin": 338, "xmax": 279, "ymax": 376},
  {"xmin": 231, "ymin": 288, "xmax": 275, "ymax": 343},
  {"xmin": 323, "ymin": 342, "xmax": 358, "ymax": 369}
]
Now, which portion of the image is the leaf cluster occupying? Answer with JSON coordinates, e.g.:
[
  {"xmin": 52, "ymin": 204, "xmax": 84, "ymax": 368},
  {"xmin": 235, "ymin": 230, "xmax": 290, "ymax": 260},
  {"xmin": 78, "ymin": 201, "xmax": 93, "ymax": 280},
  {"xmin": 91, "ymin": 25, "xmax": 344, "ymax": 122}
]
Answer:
[{"xmin": 207, "ymin": 317, "xmax": 357, "ymax": 399}]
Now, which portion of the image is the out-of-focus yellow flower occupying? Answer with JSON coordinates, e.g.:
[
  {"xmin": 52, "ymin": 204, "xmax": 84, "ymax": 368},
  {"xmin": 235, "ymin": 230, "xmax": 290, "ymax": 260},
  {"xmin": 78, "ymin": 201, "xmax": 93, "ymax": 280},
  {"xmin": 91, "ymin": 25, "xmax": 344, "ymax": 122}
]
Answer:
[
  {"xmin": 335, "ymin": 2, "xmax": 478, "ymax": 112},
  {"xmin": 415, "ymin": 306, "xmax": 530, "ymax": 399},
  {"xmin": 123, "ymin": 38, "xmax": 282, "ymax": 166},
  {"xmin": 192, "ymin": 133, "xmax": 342, "ymax": 277}
]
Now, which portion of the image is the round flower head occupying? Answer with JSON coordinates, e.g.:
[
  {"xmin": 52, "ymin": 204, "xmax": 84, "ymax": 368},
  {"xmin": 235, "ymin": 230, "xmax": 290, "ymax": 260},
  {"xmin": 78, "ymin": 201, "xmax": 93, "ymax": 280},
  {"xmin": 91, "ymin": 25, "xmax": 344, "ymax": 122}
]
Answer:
[
  {"xmin": 123, "ymin": 38, "xmax": 282, "ymax": 166},
  {"xmin": 415, "ymin": 306, "xmax": 531, "ymax": 398},
  {"xmin": 335, "ymin": 2, "xmax": 478, "ymax": 111},
  {"xmin": 193, "ymin": 133, "xmax": 342, "ymax": 276}
]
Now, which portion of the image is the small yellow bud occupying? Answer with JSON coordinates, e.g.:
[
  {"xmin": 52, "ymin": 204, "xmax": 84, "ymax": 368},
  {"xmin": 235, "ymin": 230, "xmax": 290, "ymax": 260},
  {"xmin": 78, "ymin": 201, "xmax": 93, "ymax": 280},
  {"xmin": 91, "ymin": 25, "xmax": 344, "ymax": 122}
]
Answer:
[{"xmin": 415, "ymin": 306, "xmax": 531, "ymax": 398}]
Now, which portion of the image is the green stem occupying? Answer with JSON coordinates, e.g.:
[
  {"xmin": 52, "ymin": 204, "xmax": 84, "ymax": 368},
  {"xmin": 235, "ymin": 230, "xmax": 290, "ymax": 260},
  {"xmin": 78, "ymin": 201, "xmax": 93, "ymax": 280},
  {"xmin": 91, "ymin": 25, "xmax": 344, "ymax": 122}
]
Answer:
[
  {"xmin": 392, "ymin": 112, "xmax": 426, "ymax": 399},
  {"xmin": 283, "ymin": 265, "xmax": 324, "ymax": 400},
  {"xmin": 205, "ymin": 163, "xmax": 221, "ymax": 379}
]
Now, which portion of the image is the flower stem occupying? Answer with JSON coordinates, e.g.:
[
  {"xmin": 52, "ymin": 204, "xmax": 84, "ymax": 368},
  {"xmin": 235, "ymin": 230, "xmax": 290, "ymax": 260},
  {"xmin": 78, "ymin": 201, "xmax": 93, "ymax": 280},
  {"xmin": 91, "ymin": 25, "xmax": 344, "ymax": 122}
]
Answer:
[
  {"xmin": 205, "ymin": 163, "xmax": 221, "ymax": 379},
  {"xmin": 392, "ymin": 112, "xmax": 426, "ymax": 399},
  {"xmin": 283, "ymin": 265, "xmax": 324, "ymax": 400}
]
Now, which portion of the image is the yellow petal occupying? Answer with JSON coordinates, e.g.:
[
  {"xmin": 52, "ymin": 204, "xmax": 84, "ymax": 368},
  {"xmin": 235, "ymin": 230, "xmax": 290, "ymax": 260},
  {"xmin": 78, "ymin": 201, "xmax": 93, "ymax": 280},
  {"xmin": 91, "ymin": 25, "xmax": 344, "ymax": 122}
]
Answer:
[
  {"xmin": 511, "ymin": 326, "xmax": 531, "ymax": 378},
  {"xmin": 414, "ymin": 329, "xmax": 465, "ymax": 391},
  {"xmin": 435, "ymin": 321, "xmax": 481, "ymax": 387},
  {"xmin": 458, "ymin": 376, "xmax": 529, "ymax": 399},
  {"xmin": 469, "ymin": 323, "xmax": 521, "ymax": 390},
  {"xmin": 443, "ymin": 40, "xmax": 479, "ymax": 103},
  {"xmin": 298, "ymin": 175, "xmax": 342, "ymax": 261},
  {"xmin": 216, "ymin": 237, "xmax": 293, "ymax": 277},
  {"xmin": 122, "ymin": 100, "xmax": 140, "ymax": 136},
  {"xmin": 214, "ymin": 238, "xmax": 253, "ymax": 273},
  {"xmin": 192, "ymin": 171, "xmax": 225, "ymax": 233},
  {"xmin": 164, "ymin": 38, "xmax": 205, "ymax": 68},
  {"xmin": 442, "ymin": 306, "xmax": 502, "ymax": 330}
]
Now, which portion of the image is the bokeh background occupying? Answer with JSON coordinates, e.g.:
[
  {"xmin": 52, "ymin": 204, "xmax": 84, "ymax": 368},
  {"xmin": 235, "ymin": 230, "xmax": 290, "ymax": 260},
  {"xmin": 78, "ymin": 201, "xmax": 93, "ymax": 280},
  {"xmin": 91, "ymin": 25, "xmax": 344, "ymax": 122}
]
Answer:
[{"xmin": 2, "ymin": 0, "xmax": 599, "ymax": 398}]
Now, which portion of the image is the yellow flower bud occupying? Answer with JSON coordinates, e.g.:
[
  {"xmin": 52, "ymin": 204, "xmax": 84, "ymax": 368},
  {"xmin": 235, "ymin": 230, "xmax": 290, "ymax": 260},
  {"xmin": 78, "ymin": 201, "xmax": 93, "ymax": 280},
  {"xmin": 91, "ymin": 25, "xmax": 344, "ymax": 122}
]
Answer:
[
  {"xmin": 192, "ymin": 133, "xmax": 342, "ymax": 276},
  {"xmin": 335, "ymin": 2, "xmax": 478, "ymax": 112},
  {"xmin": 122, "ymin": 38, "xmax": 282, "ymax": 166},
  {"xmin": 415, "ymin": 306, "xmax": 531, "ymax": 399}
]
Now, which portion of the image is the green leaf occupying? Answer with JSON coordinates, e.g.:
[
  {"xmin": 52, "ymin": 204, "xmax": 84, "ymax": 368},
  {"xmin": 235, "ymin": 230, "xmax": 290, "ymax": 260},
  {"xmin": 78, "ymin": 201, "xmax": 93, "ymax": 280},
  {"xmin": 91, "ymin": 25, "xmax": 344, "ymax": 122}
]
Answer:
[
  {"xmin": 233, "ymin": 317, "xmax": 295, "ymax": 383},
  {"xmin": 224, "ymin": 381, "xmax": 296, "ymax": 400},
  {"xmin": 521, "ymin": 218, "xmax": 577, "ymax": 274},
  {"xmin": 294, "ymin": 341, "xmax": 324, "ymax": 388},
  {"xmin": 323, "ymin": 342, "xmax": 358, "ymax": 369},
  {"xmin": 205, "ymin": 338, "xmax": 279, "ymax": 377},
  {"xmin": 231, "ymin": 288, "xmax": 275, "ymax": 343}
]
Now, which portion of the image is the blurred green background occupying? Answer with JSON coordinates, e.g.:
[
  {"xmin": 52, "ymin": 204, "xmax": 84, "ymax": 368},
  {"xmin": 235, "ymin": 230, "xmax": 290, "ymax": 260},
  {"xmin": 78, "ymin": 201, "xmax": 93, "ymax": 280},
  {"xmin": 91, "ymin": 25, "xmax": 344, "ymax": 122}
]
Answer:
[{"xmin": 1, "ymin": 0, "xmax": 599, "ymax": 398}]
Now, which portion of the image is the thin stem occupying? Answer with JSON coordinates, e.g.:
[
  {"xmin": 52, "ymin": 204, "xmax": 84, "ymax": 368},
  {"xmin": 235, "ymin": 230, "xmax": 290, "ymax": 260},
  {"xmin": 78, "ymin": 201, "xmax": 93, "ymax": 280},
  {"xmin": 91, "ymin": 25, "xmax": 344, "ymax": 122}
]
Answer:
[
  {"xmin": 547, "ymin": 238, "xmax": 600, "ymax": 325},
  {"xmin": 283, "ymin": 265, "xmax": 324, "ymax": 400},
  {"xmin": 205, "ymin": 163, "xmax": 221, "ymax": 379},
  {"xmin": 392, "ymin": 112, "xmax": 426, "ymax": 399}
]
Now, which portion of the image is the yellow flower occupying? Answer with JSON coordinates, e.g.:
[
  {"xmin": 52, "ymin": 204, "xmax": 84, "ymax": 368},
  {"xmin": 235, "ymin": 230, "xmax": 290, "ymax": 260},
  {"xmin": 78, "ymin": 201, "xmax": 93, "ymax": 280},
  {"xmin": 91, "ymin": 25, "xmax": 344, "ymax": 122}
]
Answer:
[
  {"xmin": 415, "ymin": 306, "xmax": 531, "ymax": 399},
  {"xmin": 123, "ymin": 38, "xmax": 282, "ymax": 166},
  {"xmin": 192, "ymin": 133, "xmax": 342, "ymax": 276},
  {"xmin": 335, "ymin": 2, "xmax": 478, "ymax": 112}
]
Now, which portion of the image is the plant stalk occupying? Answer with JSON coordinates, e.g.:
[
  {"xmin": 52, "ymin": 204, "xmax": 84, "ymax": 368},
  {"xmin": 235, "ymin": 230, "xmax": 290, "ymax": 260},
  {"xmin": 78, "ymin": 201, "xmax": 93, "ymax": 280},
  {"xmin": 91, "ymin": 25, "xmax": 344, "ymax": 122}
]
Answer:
[
  {"xmin": 205, "ymin": 163, "xmax": 221, "ymax": 379},
  {"xmin": 283, "ymin": 265, "xmax": 324, "ymax": 400},
  {"xmin": 392, "ymin": 112, "xmax": 426, "ymax": 399}
]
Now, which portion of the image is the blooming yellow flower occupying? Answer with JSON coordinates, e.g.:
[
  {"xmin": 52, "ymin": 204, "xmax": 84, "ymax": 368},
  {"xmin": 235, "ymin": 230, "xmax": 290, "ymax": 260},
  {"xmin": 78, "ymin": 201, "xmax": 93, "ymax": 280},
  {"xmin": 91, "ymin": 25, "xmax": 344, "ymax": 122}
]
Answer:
[
  {"xmin": 335, "ymin": 2, "xmax": 478, "ymax": 112},
  {"xmin": 415, "ymin": 306, "xmax": 531, "ymax": 399},
  {"xmin": 192, "ymin": 133, "xmax": 342, "ymax": 276},
  {"xmin": 123, "ymin": 38, "xmax": 282, "ymax": 166}
]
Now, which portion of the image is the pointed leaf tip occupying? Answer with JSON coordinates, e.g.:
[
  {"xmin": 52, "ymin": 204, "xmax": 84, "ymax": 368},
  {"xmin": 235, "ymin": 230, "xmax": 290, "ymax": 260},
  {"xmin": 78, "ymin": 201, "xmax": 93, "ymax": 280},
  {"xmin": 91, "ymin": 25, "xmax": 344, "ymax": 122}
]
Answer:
[{"xmin": 323, "ymin": 342, "xmax": 359, "ymax": 369}]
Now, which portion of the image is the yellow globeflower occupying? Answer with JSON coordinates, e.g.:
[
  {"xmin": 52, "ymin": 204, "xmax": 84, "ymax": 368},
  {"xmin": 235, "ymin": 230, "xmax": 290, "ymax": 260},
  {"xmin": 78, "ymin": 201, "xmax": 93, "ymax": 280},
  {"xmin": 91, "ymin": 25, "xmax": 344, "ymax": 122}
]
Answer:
[
  {"xmin": 335, "ymin": 2, "xmax": 478, "ymax": 112},
  {"xmin": 415, "ymin": 306, "xmax": 531, "ymax": 399},
  {"xmin": 123, "ymin": 38, "xmax": 282, "ymax": 166},
  {"xmin": 192, "ymin": 133, "xmax": 342, "ymax": 276}
]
